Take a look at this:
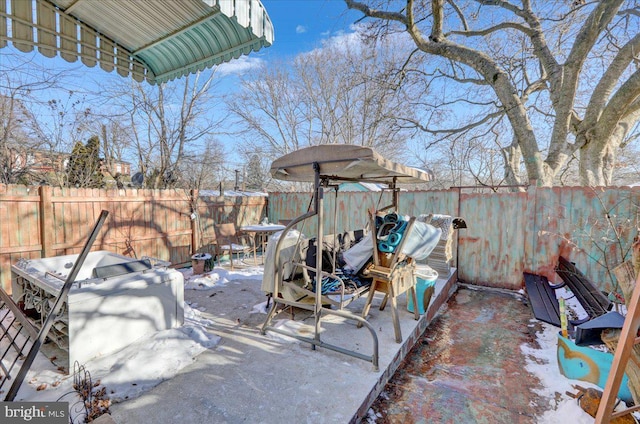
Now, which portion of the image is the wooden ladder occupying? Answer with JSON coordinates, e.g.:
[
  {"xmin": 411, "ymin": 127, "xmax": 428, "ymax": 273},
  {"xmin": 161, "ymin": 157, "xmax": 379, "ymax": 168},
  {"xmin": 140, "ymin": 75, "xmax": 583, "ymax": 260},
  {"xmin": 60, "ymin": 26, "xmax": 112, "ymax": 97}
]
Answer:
[{"xmin": 595, "ymin": 270, "xmax": 640, "ymax": 423}]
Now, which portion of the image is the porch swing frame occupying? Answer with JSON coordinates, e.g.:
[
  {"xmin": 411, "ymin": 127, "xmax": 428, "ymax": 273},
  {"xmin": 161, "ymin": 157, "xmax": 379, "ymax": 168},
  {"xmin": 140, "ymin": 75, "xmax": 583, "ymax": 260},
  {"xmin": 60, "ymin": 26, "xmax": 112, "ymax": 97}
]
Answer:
[{"xmin": 260, "ymin": 145, "xmax": 433, "ymax": 370}]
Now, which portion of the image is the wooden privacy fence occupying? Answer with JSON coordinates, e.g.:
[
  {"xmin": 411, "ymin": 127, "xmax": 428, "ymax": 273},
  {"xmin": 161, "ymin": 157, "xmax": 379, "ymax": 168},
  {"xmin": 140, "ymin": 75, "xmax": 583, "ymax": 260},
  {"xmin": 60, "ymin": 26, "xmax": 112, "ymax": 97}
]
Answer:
[
  {"xmin": 268, "ymin": 186, "xmax": 640, "ymax": 292},
  {"xmin": 0, "ymin": 185, "xmax": 267, "ymax": 292},
  {"xmin": 2, "ymin": 184, "xmax": 638, "ymax": 294}
]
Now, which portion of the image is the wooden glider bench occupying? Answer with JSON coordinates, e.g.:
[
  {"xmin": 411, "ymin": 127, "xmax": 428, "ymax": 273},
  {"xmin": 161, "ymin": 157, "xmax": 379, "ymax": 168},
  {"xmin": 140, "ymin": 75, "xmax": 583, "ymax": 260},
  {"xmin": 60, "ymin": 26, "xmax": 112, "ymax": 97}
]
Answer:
[{"xmin": 524, "ymin": 256, "xmax": 613, "ymax": 328}]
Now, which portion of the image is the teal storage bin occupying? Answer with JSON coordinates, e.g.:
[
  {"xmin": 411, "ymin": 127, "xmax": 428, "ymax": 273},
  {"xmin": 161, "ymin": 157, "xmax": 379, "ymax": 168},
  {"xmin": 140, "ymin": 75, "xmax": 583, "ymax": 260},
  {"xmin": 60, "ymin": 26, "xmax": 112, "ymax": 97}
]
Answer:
[
  {"xmin": 557, "ymin": 333, "xmax": 633, "ymax": 404},
  {"xmin": 408, "ymin": 270, "xmax": 438, "ymax": 314}
]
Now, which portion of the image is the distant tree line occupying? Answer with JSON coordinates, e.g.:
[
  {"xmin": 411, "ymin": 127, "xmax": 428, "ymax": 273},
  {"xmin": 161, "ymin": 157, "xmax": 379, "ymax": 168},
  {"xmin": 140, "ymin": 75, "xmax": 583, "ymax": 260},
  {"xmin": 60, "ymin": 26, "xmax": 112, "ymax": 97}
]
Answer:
[{"xmin": 1, "ymin": 0, "xmax": 638, "ymax": 190}]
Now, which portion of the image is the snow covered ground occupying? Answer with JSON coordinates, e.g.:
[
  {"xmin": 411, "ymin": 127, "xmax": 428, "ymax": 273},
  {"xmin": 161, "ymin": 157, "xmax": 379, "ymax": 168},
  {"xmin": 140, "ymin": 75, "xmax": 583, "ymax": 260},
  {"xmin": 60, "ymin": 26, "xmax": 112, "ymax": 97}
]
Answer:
[
  {"xmin": 7, "ymin": 266, "xmax": 624, "ymax": 422},
  {"xmin": 525, "ymin": 321, "xmax": 599, "ymax": 423}
]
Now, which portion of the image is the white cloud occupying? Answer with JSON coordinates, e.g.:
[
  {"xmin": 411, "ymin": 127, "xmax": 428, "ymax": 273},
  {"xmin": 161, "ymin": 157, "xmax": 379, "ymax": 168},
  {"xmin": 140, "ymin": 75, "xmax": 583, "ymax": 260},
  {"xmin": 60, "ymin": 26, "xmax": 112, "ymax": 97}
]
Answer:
[
  {"xmin": 299, "ymin": 26, "xmax": 364, "ymax": 58},
  {"xmin": 296, "ymin": 25, "xmax": 307, "ymax": 34},
  {"xmin": 216, "ymin": 55, "xmax": 264, "ymax": 77},
  {"xmin": 320, "ymin": 29, "xmax": 360, "ymax": 50},
  {"xmin": 304, "ymin": 23, "xmax": 413, "ymax": 56}
]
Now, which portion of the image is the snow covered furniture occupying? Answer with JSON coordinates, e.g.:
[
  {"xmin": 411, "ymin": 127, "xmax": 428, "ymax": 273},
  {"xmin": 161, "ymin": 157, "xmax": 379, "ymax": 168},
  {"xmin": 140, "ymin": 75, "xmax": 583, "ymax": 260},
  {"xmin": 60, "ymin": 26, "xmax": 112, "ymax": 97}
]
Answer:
[
  {"xmin": 11, "ymin": 250, "xmax": 184, "ymax": 373},
  {"xmin": 2, "ymin": 210, "xmax": 110, "ymax": 400}
]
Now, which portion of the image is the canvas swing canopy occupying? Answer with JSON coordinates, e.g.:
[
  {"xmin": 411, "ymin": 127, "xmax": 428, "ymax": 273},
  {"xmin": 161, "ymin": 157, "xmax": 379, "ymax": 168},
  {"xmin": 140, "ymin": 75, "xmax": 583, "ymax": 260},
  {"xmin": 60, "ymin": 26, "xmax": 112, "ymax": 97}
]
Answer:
[
  {"xmin": 269, "ymin": 144, "xmax": 433, "ymax": 185},
  {"xmin": 261, "ymin": 144, "xmax": 434, "ymax": 370}
]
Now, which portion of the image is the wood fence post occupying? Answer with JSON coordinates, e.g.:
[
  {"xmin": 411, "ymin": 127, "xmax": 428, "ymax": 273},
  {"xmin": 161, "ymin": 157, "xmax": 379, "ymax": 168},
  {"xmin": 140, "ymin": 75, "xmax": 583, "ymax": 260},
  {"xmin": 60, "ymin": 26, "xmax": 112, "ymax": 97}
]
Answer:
[
  {"xmin": 190, "ymin": 189, "xmax": 199, "ymax": 255},
  {"xmin": 455, "ymin": 187, "xmax": 461, "ymax": 271},
  {"xmin": 524, "ymin": 180, "xmax": 538, "ymax": 273},
  {"xmin": 39, "ymin": 186, "xmax": 53, "ymax": 258}
]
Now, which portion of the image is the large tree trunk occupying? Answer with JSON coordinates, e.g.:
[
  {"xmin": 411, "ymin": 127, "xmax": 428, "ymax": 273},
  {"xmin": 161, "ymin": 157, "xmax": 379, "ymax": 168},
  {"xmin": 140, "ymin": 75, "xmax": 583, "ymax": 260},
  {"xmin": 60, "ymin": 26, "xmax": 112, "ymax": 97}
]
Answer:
[
  {"xmin": 579, "ymin": 143, "xmax": 607, "ymax": 186},
  {"xmin": 579, "ymin": 111, "xmax": 639, "ymax": 186},
  {"xmin": 345, "ymin": 0, "xmax": 637, "ymax": 187},
  {"xmin": 501, "ymin": 138, "xmax": 522, "ymax": 186}
]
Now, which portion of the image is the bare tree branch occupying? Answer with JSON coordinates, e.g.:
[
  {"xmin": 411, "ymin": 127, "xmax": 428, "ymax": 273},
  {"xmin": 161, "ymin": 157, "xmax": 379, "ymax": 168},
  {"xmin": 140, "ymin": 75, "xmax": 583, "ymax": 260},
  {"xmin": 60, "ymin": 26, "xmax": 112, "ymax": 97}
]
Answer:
[
  {"xmin": 345, "ymin": 0, "xmax": 639, "ymax": 186},
  {"xmin": 583, "ymin": 33, "xmax": 640, "ymax": 126},
  {"xmin": 430, "ymin": 0, "xmax": 445, "ymax": 41},
  {"xmin": 619, "ymin": 7, "xmax": 640, "ymax": 18},
  {"xmin": 344, "ymin": 0, "xmax": 408, "ymax": 25},
  {"xmin": 397, "ymin": 110, "xmax": 504, "ymax": 134},
  {"xmin": 448, "ymin": 21, "xmax": 534, "ymax": 38},
  {"xmin": 446, "ymin": 0, "xmax": 469, "ymax": 31}
]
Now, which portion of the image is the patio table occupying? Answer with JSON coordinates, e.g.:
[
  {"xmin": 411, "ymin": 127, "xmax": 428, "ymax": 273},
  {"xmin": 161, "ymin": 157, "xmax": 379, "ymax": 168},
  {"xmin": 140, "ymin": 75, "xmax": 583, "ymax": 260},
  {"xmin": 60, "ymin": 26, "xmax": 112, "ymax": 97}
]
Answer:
[{"xmin": 240, "ymin": 224, "xmax": 286, "ymax": 264}]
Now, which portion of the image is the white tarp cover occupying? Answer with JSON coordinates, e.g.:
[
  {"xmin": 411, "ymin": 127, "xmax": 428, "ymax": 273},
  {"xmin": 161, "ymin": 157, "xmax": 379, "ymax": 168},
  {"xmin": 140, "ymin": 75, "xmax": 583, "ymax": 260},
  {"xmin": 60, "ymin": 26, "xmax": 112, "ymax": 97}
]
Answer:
[
  {"xmin": 261, "ymin": 230, "xmax": 305, "ymax": 294},
  {"xmin": 270, "ymin": 145, "xmax": 433, "ymax": 184}
]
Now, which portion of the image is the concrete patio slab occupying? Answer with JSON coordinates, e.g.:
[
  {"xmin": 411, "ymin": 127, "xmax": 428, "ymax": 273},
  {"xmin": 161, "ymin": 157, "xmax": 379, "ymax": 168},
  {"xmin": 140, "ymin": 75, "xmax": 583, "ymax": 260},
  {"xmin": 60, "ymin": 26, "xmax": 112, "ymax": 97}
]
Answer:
[{"xmin": 109, "ymin": 267, "xmax": 457, "ymax": 423}]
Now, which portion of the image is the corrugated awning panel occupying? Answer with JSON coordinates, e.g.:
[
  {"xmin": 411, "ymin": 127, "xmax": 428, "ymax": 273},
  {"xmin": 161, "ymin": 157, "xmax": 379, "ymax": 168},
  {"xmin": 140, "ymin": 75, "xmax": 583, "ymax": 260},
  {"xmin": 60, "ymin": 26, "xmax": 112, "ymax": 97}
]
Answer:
[{"xmin": 0, "ymin": 0, "xmax": 273, "ymax": 84}]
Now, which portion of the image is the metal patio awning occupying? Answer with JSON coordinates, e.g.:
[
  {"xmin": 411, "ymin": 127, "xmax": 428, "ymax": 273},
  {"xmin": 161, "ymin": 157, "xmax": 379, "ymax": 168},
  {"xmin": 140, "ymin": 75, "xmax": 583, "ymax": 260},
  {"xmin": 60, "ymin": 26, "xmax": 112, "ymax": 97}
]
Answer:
[{"xmin": 0, "ymin": 0, "xmax": 274, "ymax": 84}]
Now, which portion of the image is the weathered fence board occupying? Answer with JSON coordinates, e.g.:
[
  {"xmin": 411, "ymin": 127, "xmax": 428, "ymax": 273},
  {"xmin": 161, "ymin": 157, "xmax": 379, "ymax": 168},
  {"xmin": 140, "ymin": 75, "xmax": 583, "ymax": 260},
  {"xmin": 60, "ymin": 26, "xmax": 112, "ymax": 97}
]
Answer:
[
  {"xmin": 0, "ymin": 185, "xmax": 268, "ymax": 292},
  {"xmin": 269, "ymin": 186, "xmax": 640, "ymax": 291},
  {"xmin": 0, "ymin": 186, "xmax": 43, "ymax": 293},
  {"xmin": 458, "ymin": 190, "xmax": 528, "ymax": 287},
  {"xmin": 527, "ymin": 187, "xmax": 640, "ymax": 292}
]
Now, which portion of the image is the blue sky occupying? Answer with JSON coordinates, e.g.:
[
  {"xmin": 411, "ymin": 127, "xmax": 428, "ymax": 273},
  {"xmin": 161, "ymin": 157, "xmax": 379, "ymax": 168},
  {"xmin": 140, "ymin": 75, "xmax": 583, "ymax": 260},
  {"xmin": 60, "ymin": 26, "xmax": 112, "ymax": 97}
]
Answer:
[
  {"xmin": 213, "ymin": 0, "xmax": 367, "ymax": 165},
  {"xmin": 260, "ymin": 0, "xmax": 361, "ymax": 57},
  {"xmin": 1, "ymin": 1, "xmax": 367, "ymax": 170},
  {"xmin": 216, "ymin": 0, "xmax": 362, "ymax": 77}
]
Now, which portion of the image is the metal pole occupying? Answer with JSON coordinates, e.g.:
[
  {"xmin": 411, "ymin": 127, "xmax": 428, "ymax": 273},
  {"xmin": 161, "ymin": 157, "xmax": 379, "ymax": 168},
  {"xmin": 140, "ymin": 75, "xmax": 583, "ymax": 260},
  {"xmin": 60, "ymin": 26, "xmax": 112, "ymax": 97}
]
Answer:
[
  {"xmin": 314, "ymin": 162, "xmax": 323, "ymax": 349},
  {"xmin": 6, "ymin": 210, "xmax": 109, "ymax": 401}
]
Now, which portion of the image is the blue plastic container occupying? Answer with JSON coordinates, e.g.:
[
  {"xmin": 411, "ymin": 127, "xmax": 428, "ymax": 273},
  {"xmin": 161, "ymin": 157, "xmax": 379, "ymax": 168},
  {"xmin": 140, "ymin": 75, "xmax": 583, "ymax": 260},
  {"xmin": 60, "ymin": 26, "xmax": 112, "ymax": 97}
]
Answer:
[
  {"xmin": 557, "ymin": 333, "xmax": 633, "ymax": 404},
  {"xmin": 408, "ymin": 270, "xmax": 438, "ymax": 314}
]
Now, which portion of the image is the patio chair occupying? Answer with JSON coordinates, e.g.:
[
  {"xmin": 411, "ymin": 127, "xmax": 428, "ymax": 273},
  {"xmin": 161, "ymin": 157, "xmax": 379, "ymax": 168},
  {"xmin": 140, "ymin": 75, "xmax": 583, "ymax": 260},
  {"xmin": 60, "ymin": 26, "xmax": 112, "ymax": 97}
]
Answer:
[{"xmin": 213, "ymin": 223, "xmax": 253, "ymax": 269}]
